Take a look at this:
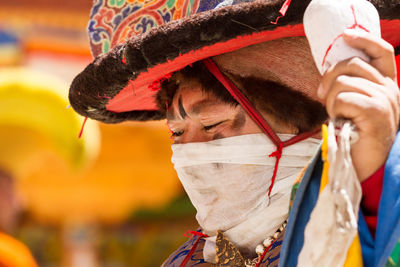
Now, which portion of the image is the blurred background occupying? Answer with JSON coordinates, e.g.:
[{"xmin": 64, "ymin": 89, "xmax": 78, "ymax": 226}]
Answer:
[{"xmin": 0, "ymin": 0, "xmax": 197, "ymax": 266}]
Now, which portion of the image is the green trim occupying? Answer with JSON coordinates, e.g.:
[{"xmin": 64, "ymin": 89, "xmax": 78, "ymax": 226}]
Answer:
[{"xmin": 385, "ymin": 240, "xmax": 400, "ymax": 267}]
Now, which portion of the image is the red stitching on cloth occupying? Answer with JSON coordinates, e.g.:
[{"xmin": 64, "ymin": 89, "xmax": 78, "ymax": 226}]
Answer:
[
  {"xmin": 271, "ymin": 0, "xmax": 292, "ymax": 25},
  {"xmin": 180, "ymin": 231, "xmax": 209, "ymax": 267},
  {"xmin": 321, "ymin": 4, "xmax": 371, "ymax": 70},
  {"xmin": 129, "ymin": 80, "xmax": 136, "ymax": 96}
]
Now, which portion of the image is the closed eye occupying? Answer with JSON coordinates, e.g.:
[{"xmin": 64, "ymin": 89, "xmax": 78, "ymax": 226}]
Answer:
[
  {"xmin": 171, "ymin": 130, "xmax": 184, "ymax": 137},
  {"xmin": 203, "ymin": 121, "xmax": 226, "ymax": 131}
]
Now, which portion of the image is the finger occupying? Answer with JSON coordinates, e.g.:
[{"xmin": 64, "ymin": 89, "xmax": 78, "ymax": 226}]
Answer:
[
  {"xmin": 325, "ymin": 76, "xmax": 400, "ymax": 122},
  {"xmin": 324, "ymin": 76, "xmax": 381, "ymax": 113},
  {"xmin": 318, "ymin": 56, "xmax": 385, "ymax": 99},
  {"xmin": 326, "ymin": 91, "xmax": 382, "ymax": 123},
  {"xmin": 325, "ymin": 75, "xmax": 400, "ymax": 110},
  {"xmin": 343, "ymin": 29, "xmax": 397, "ymax": 80}
]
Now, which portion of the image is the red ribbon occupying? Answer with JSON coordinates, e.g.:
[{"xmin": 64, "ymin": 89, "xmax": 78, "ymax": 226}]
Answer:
[{"xmin": 203, "ymin": 58, "xmax": 318, "ymax": 197}]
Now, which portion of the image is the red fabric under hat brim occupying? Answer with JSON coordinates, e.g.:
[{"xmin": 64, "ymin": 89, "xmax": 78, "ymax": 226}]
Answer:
[{"xmin": 106, "ymin": 20, "xmax": 400, "ymax": 113}]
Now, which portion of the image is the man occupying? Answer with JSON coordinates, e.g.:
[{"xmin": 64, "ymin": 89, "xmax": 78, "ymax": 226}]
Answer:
[{"xmin": 69, "ymin": 0, "xmax": 400, "ymax": 265}]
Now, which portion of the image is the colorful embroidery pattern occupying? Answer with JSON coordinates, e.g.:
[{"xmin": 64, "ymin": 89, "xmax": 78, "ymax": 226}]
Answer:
[
  {"xmin": 162, "ymin": 233, "xmax": 209, "ymax": 266},
  {"xmin": 88, "ymin": 0, "xmax": 202, "ymax": 57}
]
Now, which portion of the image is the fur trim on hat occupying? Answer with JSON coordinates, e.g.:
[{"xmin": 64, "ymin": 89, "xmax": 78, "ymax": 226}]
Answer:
[{"xmin": 69, "ymin": 0, "xmax": 400, "ymax": 123}]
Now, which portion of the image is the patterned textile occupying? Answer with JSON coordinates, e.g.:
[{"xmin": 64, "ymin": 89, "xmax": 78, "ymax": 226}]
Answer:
[
  {"xmin": 215, "ymin": 230, "xmax": 245, "ymax": 266},
  {"xmin": 162, "ymin": 229, "xmax": 284, "ymax": 266},
  {"xmin": 162, "ymin": 233, "xmax": 211, "ymax": 266},
  {"xmin": 88, "ymin": 0, "xmax": 229, "ymax": 57}
]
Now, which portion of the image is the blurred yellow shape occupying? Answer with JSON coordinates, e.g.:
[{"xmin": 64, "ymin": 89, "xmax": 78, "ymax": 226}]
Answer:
[
  {"xmin": 18, "ymin": 122, "xmax": 180, "ymax": 224},
  {"xmin": 0, "ymin": 67, "xmax": 180, "ymax": 225},
  {"xmin": 0, "ymin": 67, "xmax": 100, "ymax": 175}
]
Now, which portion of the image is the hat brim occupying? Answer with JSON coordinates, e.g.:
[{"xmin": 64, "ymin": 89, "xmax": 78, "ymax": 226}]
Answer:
[{"xmin": 69, "ymin": 0, "xmax": 400, "ymax": 123}]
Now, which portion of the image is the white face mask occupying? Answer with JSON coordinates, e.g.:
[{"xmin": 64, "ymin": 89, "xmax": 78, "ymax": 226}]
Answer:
[{"xmin": 171, "ymin": 133, "xmax": 321, "ymax": 261}]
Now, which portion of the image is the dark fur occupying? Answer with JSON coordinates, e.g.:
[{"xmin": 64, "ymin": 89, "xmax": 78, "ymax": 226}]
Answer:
[
  {"xmin": 157, "ymin": 62, "xmax": 238, "ymax": 115},
  {"xmin": 69, "ymin": 44, "xmax": 164, "ymax": 122},
  {"xmin": 69, "ymin": 0, "xmax": 400, "ymax": 123},
  {"xmin": 234, "ymin": 76, "xmax": 328, "ymax": 133}
]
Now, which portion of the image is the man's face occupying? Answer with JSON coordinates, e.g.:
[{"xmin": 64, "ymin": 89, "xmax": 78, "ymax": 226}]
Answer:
[
  {"xmin": 166, "ymin": 37, "xmax": 322, "ymax": 144},
  {"xmin": 166, "ymin": 79, "xmax": 297, "ymax": 144}
]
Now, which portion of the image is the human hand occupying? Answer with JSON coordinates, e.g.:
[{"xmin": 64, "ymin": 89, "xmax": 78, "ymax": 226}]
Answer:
[{"xmin": 317, "ymin": 29, "xmax": 400, "ymax": 182}]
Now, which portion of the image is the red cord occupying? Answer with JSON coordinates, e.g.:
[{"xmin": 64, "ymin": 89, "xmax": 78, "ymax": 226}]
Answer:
[
  {"xmin": 180, "ymin": 231, "xmax": 209, "ymax": 267},
  {"xmin": 203, "ymin": 58, "xmax": 281, "ymax": 147},
  {"xmin": 255, "ymin": 240, "xmax": 275, "ymax": 267},
  {"xmin": 203, "ymin": 58, "xmax": 319, "ymax": 197},
  {"xmin": 183, "ymin": 230, "xmax": 209, "ymax": 239},
  {"xmin": 271, "ymin": 0, "xmax": 292, "ymax": 25},
  {"xmin": 78, "ymin": 117, "xmax": 88, "ymax": 139},
  {"xmin": 268, "ymin": 142, "xmax": 283, "ymax": 196}
]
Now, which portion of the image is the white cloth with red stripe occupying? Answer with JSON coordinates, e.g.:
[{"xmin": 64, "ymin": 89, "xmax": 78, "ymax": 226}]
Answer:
[
  {"xmin": 171, "ymin": 133, "xmax": 320, "ymax": 262},
  {"xmin": 303, "ymin": 0, "xmax": 380, "ymax": 74}
]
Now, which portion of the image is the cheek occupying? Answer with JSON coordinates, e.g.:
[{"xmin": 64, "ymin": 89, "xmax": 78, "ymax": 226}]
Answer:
[
  {"xmin": 236, "ymin": 112, "xmax": 263, "ymax": 135},
  {"xmin": 232, "ymin": 110, "xmax": 246, "ymax": 130},
  {"xmin": 222, "ymin": 110, "xmax": 262, "ymax": 138}
]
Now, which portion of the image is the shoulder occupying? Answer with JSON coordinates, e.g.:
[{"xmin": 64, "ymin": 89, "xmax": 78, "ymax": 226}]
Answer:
[{"xmin": 162, "ymin": 235, "xmax": 211, "ymax": 267}]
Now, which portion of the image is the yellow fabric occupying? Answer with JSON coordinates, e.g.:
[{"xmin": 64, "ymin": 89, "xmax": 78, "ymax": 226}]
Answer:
[
  {"xmin": 320, "ymin": 124, "xmax": 329, "ymax": 193},
  {"xmin": 0, "ymin": 232, "xmax": 37, "ymax": 267},
  {"xmin": 319, "ymin": 124, "xmax": 363, "ymax": 267},
  {"xmin": 344, "ymin": 235, "xmax": 363, "ymax": 267}
]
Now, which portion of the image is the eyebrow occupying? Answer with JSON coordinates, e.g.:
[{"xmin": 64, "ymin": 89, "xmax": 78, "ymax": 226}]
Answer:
[{"xmin": 178, "ymin": 96, "xmax": 187, "ymax": 119}]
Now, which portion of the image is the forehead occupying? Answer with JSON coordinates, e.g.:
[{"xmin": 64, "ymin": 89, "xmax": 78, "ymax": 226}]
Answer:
[
  {"xmin": 213, "ymin": 37, "xmax": 321, "ymax": 101},
  {"xmin": 167, "ymin": 82, "xmax": 230, "ymax": 120}
]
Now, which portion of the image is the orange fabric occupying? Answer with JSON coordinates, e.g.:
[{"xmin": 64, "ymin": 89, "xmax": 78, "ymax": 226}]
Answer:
[{"xmin": 0, "ymin": 232, "xmax": 37, "ymax": 267}]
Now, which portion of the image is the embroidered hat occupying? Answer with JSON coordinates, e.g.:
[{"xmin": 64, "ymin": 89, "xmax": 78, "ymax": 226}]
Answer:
[{"xmin": 69, "ymin": 0, "xmax": 400, "ymax": 123}]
